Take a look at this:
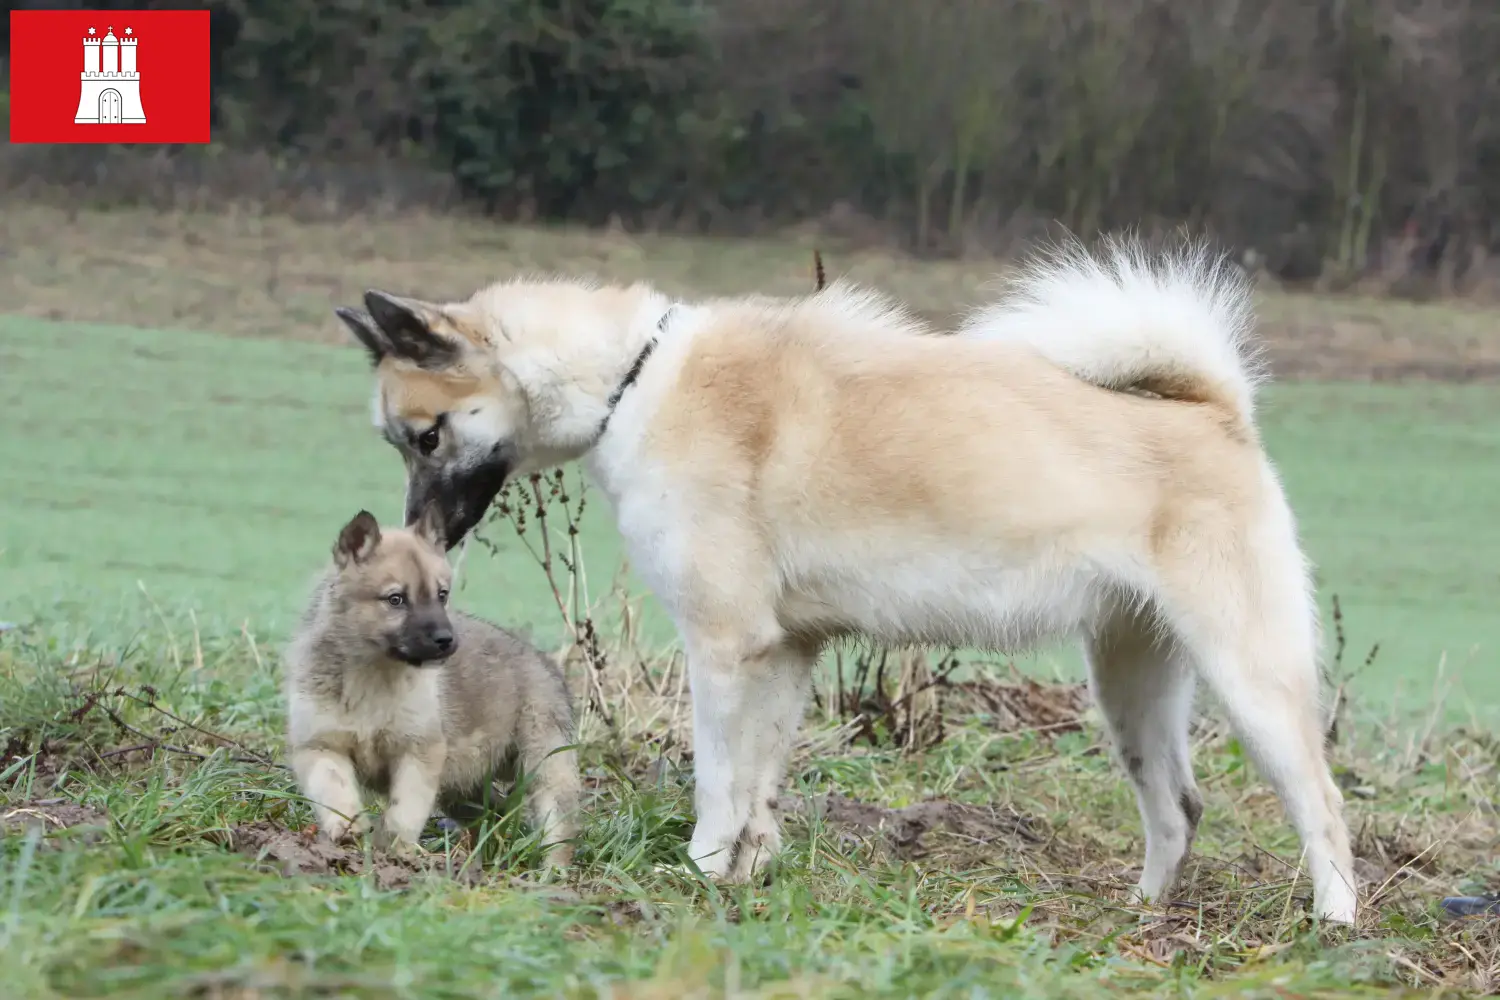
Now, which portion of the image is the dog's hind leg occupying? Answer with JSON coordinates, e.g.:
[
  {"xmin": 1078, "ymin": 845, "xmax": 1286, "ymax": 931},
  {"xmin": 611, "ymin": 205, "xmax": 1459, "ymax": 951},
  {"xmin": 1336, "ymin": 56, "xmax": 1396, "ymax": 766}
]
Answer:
[
  {"xmin": 518, "ymin": 739, "xmax": 584, "ymax": 871},
  {"xmin": 727, "ymin": 638, "xmax": 818, "ymax": 882},
  {"xmin": 1189, "ymin": 631, "xmax": 1356, "ymax": 922},
  {"xmin": 1160, "ymin": 516, "xmax": 1358, "ymax": 924},
  {"xmin": 1085, "ymin": 606, "xmax": 1203, "ymax": 906}
]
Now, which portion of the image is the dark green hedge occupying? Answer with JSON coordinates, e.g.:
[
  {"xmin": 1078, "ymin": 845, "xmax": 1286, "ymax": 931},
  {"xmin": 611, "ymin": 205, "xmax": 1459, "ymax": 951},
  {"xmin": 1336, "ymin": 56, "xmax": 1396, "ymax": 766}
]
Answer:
[{"xmin": 5, "ymin": 0, "xmax": 1499, "ymax": 275}]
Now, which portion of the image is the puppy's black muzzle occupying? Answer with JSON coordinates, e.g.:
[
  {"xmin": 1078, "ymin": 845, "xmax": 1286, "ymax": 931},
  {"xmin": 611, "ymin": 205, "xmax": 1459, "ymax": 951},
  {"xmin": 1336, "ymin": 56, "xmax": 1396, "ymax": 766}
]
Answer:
[{"xmin": 393, "ymin": 619, "xmax": 457, "ymax": 666}]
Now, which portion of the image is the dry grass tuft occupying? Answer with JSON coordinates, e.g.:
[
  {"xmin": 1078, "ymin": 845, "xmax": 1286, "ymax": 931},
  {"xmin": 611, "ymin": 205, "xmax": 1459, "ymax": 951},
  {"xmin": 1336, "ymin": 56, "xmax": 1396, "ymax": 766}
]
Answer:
[{"xmin": 4, "ymin": 201, "xmax": 1500, "ymax": 383}]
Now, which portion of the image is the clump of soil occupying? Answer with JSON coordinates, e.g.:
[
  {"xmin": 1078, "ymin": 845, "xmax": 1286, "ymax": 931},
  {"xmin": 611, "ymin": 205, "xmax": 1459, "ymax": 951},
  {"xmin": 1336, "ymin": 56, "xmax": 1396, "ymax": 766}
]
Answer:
[
  {"xmin": 214, "ymin": 821, "xmax": 487, "ymax": 890},
  {"xmin": 1, "ymin": 799, "xmax": 111, "ymax": 835},
  {"xmin": 213, "ymin": 821, "xmax": 584, "ymax": 899},
  {"xmin": 809, "ymin": 792, "xmax": 1046, "ymax": 861}
]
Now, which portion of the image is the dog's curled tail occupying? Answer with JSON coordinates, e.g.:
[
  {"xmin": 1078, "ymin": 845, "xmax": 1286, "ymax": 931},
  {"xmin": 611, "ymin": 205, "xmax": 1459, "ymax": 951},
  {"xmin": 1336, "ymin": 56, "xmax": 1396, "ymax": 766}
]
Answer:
[{"xmin": 959, "ymin": 236, "xmax": 1266, "ymax": 429}]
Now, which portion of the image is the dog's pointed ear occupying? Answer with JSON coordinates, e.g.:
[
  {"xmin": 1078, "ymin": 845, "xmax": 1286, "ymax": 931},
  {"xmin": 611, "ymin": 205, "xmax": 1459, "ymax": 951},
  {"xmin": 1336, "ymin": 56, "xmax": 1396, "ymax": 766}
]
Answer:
[
  {"xmin": 363, "ymin": 289, "xmax": 463, "ymax": 369},
  {"xmin": 334, "ymin": 510, "xmax": 382, "ymax": 568},
  {"xmin": 409, "ymin": 501, "xmax": 447, "ymax": 552},
  {"xmin": 335, "ymin": 307, "xmax": 388, "ymax": 367}
]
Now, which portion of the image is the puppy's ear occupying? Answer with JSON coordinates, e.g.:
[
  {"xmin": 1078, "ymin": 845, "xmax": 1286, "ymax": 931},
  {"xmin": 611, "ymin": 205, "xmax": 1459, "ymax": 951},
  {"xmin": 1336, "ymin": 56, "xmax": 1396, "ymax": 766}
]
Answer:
[
  {"xmin": 409, "ymin": 501, "xmax": 447, "ymax": 553},
  {"xmin": 363, "ymin": 289, "xmax": 464, "ymax": 369},
  {"xmin": 334, "ymin": 510, "xmax": 382, "ymax": 568},
  {"xmin": 335, "ymin": 307, "xmax": 388, "ymax": 367}
]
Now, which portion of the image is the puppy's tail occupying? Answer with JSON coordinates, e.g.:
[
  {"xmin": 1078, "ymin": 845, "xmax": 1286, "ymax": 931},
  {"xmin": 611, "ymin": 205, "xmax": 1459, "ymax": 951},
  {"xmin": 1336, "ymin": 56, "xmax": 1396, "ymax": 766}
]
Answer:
[{"xmin": 958, "ymin": 236, "xmax": 1266, "ymax": 430}]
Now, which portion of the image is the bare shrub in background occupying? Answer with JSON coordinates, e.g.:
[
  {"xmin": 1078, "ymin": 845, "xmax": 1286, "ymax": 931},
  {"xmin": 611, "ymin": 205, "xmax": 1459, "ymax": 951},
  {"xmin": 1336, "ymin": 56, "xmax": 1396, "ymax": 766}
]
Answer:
[{"xmin": 706, "ymin": 0, "xmax": 1500, "ymax": 286}]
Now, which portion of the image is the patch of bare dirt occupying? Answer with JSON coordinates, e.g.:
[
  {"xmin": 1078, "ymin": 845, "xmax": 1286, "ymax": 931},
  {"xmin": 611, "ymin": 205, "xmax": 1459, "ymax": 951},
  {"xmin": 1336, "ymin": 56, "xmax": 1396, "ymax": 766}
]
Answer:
[
  {"xmin": 214, "ymin": 821, "xmax": 586, "ymax": 898},
  {"xmin": 1, "ymin": 734, "xmax": 75, "ymax": 793},
  {"xmin": 1, "ymin": 798, "xmax": 111, "ymax": 835},
  {"xmin": 809, "ymin": 792, "xmax": 1046, "ymax": 861},
  {"xmin": 216, "ymin": 821, "xmax": 488, "ymax": 890},
  {"xmin": 1352, "ymin": 822, "xmax": 1456, "ymax": 885}
]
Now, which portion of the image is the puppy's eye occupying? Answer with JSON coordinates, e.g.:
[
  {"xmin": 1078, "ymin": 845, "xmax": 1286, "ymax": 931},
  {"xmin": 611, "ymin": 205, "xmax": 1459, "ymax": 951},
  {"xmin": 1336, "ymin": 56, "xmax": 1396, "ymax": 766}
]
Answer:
[
  {"xmin": 437, "ymin": 588, "xmax": 450, "ymax": 605},
  {"xmin": 385, "ymin": 592, "xmax": 406, "ymax": 608},
  {"xmin": 417, "ymin": 426, "xmax": 441, "ymax": 456}
]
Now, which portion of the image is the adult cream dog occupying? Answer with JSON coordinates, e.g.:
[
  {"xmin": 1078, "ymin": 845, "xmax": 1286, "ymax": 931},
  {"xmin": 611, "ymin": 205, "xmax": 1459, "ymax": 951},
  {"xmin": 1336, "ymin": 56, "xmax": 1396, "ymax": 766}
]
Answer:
[{"xmin": 333, "ymin": 238, "xmax": 1358, "ymax": 923}]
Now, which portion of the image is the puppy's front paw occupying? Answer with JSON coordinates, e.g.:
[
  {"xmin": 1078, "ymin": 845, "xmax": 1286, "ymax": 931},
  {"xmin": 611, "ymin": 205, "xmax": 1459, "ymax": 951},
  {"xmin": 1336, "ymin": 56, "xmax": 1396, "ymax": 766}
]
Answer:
[
  {"xmin": 373, "ymin": 820, "xmax": 427, "ymax": 858},
  {"xmin": 320, "ymin": 811, "xmax": 374, "ymax": 847},
  {"xmin": 388, "ymin": 838, "xmax": 427, "ymax": 862},
  {"xmin": 348, "ymin": 812, "xmax": 374, "ymax": 840},
  {"xmin": 318, "ymin": 817, "xmax": 351, "ymax": 846},
  {"xmin": 541, "ymin": 843, "xmax": 575, "ymax": 873}
]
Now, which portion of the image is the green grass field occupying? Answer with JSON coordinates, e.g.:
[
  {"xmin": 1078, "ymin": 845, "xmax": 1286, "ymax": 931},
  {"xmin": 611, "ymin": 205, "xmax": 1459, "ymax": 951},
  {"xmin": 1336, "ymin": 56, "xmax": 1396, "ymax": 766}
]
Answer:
[
  {"xmin": 2, "ymin": 212, "xmax": 1499, "ymax": 997},
  {"xmin": 3, "ymin": 314, "xmax": 1497, "ymax": 722},
  {"xmin": 0, "ymin": 316, "xmax": 639, "ymax": 644}
]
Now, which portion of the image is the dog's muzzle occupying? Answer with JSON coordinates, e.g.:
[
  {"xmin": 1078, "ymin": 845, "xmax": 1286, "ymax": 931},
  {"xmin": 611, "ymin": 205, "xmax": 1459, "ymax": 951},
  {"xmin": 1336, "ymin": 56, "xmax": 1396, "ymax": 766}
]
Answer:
[
  {"xmin": 395, "ymin": 629, "xmax": 456, "ymax": 666},
  {"xmin": 405, "ymin": 450, "xmax": 514, "ymax": 550}
]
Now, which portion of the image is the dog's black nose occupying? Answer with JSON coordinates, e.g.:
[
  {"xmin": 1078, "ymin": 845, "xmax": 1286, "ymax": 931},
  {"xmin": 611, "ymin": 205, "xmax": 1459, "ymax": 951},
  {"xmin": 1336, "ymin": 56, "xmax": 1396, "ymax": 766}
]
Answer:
[{"xmin": 432, "ymin": 630, "xmax": 454, "ymax": 652}]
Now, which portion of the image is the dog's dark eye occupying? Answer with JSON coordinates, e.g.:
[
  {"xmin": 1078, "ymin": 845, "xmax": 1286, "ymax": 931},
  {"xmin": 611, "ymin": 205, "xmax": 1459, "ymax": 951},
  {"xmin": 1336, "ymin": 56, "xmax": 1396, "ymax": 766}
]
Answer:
[
  {"xmin": 385, "ymin": 592, "xmax": 406, "ymax": 608},
  {"xmin": 437, "ymin": 588, "xmax": 449, "ymax": 605},
  {"xmin": 417, "ymin": 426, "xmax": 441, "ymax": 456}
]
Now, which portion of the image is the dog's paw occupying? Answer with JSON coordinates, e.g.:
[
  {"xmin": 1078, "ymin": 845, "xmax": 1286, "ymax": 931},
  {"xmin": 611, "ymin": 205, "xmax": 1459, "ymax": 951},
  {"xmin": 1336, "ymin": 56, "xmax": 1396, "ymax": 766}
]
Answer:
[
  {"xmin": 318, "ymin": 811, "xmax": 372, "ymax": 847},
  {"xmin": 682, "ymin": 845, "xmax": 734, "ymax": 882},
  {"xmin": 379, "ymin": 835, "xmax": 427, "ymax": 861},
  {"xmin": 728, "ymin": 835, "xmax": 782, "ymax": 885},
  {"xmin": 729, "ymin": 854, "xmax": 780, "ymax": 888},
  {"xmin": 318, "ymin": 818, "xmax": 351, "ymax": 846},
  {"xmin": 392, "ymin": 839, "xmax": 429, "ymax": 862},
  {"xmin": 372, "ymin": 822, "xmax": 426, "ymax": 859},
  {"xmin": 650, "ymin": 856, "xmax": 734, "ymax": 886},
  {"xmin": 541, "ymin": 843, "xmax": 575, "ymax": 873}
]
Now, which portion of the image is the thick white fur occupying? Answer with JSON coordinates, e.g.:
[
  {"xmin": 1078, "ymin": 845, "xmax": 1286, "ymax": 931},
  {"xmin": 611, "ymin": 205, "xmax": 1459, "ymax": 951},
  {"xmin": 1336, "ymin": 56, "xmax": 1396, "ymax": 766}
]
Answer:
[
  {"xmin": 363, "ymin": 237, "xmax": 1358, "ymax": 924},
  {"xmin": 960, "ymin": 237, "xmax": 1267, "ymax": 425}
]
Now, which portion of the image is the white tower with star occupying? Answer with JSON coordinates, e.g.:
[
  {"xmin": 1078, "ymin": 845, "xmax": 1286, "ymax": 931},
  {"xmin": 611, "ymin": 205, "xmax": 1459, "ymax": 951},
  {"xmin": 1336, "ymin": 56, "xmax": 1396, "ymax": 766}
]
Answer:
[{"xmin": 74, "ymin": 26, "xmax": 146, "ymax": 124}]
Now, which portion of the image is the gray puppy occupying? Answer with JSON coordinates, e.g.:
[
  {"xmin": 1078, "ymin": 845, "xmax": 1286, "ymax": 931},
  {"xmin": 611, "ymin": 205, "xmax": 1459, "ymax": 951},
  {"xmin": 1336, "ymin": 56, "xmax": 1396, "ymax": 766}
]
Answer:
[{"xmin": 283, "ymin": 507, "xmax": 582, "ymax": 868}]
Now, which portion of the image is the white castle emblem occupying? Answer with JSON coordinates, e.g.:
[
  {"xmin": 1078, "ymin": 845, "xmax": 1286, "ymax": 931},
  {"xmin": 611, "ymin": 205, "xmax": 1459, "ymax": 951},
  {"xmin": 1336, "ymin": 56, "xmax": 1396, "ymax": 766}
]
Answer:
[{"xmin": 74, "ymin": 26, "xmax": 146, "ymax": 124}]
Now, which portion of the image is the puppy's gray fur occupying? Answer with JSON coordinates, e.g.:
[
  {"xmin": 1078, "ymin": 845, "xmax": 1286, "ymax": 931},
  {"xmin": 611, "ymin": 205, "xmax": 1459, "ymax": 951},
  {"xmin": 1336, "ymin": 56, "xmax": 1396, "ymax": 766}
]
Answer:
[{"xmin": 283, "ymin": 507, "xmax": 582, "ymax": 868}]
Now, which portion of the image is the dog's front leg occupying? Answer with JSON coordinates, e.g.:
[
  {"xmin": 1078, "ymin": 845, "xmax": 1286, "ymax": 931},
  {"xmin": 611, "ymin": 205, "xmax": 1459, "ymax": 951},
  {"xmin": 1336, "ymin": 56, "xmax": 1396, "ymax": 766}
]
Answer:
[
  {"xmin": 727, "ymin": 639, "xmax": 817, "ymax": 882},
  {"xmin": 683, "ymin": 632, "xmax": 756, "ymax": 879},
  {"xmin": 377, "ymin": 745, "xmax": 445, "ymax": 851},
  {"xmin": 291, "ymin": 746, "xmax": 365, "ymax": 844},
  {"xmin": 683, "ymin": 624, "xmax": 807, "ymax": 881}
]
